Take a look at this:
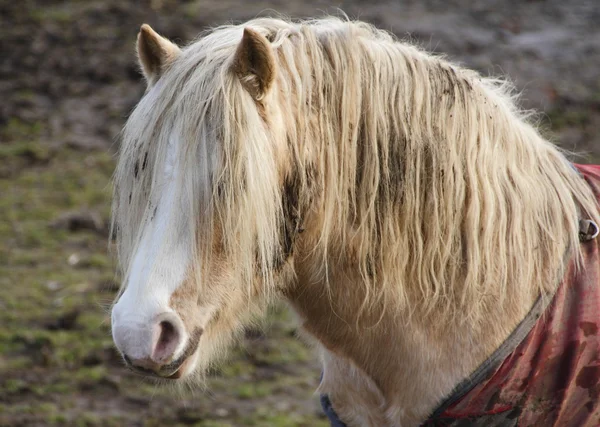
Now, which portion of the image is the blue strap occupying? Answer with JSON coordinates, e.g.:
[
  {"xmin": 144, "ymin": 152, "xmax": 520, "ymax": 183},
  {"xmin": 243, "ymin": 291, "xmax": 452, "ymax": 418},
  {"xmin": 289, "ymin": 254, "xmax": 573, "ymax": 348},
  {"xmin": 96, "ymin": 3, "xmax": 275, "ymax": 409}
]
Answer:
[{"xmin": 320, "ymin": 393, "xmax": 348, "ymax": 427}]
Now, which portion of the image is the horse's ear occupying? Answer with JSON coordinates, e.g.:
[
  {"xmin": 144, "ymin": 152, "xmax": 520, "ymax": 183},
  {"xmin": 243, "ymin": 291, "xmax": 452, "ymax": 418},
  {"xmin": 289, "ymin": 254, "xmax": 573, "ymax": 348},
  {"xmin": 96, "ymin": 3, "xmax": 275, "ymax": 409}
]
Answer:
[
  {"xmin": 137, "ymin": 24, "xmax": 181, "ymax": 86},
  {"xmin": 232, "ymin": 28, "xmax": 276, "ymax": 100}
]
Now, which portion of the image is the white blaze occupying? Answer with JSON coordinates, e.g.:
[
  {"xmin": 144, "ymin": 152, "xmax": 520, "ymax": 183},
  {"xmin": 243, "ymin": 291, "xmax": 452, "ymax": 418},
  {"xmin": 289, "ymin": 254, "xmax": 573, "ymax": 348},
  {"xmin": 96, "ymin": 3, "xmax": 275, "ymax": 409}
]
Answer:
[{"xmin": 112, "ymin": 133, "xmax": 192, "ymax": 360}]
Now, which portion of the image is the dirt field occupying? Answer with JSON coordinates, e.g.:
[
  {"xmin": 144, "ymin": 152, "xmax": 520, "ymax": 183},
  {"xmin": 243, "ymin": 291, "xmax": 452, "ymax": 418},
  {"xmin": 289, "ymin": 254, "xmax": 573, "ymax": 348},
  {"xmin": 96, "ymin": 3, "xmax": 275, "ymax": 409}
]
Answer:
[{"xmin": 1, "ymin": 1, "xmax": 599, "ymax": 426}]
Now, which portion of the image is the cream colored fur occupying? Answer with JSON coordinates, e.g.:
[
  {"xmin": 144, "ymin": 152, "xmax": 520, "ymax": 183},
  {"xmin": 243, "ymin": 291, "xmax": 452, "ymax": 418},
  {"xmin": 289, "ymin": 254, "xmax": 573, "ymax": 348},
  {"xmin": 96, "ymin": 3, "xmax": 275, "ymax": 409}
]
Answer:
[{"xmin": 112, "ymin": 17, "xmax": 600, "ymax": 426}]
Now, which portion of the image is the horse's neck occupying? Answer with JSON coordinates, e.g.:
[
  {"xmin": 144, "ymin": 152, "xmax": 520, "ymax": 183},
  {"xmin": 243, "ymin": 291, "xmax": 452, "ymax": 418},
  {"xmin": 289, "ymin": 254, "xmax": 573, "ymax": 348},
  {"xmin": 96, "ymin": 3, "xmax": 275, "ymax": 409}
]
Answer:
[{"xmin": 285, "ymin": 243, "xmax": 537, "ymax": 426}]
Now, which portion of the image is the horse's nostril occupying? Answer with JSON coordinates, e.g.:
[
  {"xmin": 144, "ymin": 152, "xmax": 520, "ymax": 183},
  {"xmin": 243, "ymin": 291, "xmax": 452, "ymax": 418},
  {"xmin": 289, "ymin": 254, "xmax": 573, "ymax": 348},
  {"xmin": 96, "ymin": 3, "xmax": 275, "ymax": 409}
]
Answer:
[
  {"xmin": 155, "ymin": 320, "xmax": 179, "ymax": 360},
  {"xmin": 149, "ymin": 313, "xmax": 183, "ymax": 365}
]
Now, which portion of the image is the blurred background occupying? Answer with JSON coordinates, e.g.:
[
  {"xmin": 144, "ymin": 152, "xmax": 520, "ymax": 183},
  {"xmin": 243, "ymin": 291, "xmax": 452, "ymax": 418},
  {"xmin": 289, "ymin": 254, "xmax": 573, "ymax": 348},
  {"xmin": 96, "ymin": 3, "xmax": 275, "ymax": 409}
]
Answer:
[{"xmin": 1, "ymin": 0, "xmax": 599, "ymax": 426}]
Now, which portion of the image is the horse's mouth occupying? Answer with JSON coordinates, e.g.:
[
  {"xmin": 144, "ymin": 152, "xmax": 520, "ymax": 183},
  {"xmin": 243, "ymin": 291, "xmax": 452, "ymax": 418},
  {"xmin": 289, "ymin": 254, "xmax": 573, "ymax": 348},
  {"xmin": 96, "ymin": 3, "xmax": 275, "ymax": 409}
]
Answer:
[
  {"xmin": 125, "ymin": 351, "xmax": 194, "ymax": 380},
  {"xmin": 163, "ymin": 354, "xmax": 194, "ymax": 379},
  {"xmin": 160, "ymin": 327, "xmax": 204, "ymax": 379},
  {"xmin": 123, "ymin": 329, "xmax": 202, "ymax": 380},
  {"xmin": 161, "ymin": 327, "xmax": 203, "ymax": 379}
]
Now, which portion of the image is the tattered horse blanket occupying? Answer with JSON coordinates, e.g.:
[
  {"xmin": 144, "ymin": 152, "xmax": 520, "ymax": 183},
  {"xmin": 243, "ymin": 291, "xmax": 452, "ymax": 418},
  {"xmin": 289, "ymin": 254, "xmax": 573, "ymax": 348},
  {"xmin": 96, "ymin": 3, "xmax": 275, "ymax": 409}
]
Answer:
[
  {"xmin": 322, "ymin": 164, "xmax": 600, "ymax": 427},
  {"xmin": 424, "ymin": 163, "xmax": 600, "ymax": 426}
]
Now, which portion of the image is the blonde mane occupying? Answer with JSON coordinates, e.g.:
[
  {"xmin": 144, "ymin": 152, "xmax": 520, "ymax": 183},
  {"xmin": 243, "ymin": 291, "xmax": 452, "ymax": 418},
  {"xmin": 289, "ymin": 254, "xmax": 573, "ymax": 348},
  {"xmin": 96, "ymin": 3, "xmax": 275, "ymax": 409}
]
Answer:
[{"xmin": 113, "ymin": 16, "xmax": 599, "ymax": 326}]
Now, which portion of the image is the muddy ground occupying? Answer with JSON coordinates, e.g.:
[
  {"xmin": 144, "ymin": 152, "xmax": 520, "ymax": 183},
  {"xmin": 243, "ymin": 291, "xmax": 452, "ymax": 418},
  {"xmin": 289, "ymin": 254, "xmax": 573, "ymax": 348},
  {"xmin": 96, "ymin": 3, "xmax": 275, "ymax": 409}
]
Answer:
[{"xmin": 1, "ymin": 0, "xmax": 599, "ymax": 426}]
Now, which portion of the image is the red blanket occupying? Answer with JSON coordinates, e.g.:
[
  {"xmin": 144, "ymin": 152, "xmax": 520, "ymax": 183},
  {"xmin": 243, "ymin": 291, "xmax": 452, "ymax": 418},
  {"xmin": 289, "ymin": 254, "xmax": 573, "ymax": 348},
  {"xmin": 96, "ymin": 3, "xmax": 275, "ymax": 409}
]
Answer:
[{"xmin": 425, "ymin": 164, "xmax": 600, "ymax": 426}]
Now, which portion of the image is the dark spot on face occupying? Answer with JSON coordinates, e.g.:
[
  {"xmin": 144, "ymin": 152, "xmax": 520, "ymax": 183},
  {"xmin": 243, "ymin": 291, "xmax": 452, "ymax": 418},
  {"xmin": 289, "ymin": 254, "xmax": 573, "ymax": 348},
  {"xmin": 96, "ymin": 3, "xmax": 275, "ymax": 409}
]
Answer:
[
  {"xmin": 152, "ymin": 206, "xmax": 157, "ymax": 221},
  {"xmin": 142, "ymin": 151, "xmax": 148, "ymax": 171},
  {"xmin": 134, "ymin": 160, "xmax": 139, "ymax": 178},
  {"xmin": 271, "ymin": 161, "xmax": 315, "ymax": 270},
  {"xmin": 580, "ymin": 322, "xmax": 598, "ymax": 337},
  {"xmin": 276, "ymin": 172, "xmax": 301, "ymax": 266},
  {"xmin": 576, "ymin": 365, "xmax": 600, "ymax": 389},
  {"xmin": 128, "ymin": 192, "xmax": 132, "ymax": 204}
]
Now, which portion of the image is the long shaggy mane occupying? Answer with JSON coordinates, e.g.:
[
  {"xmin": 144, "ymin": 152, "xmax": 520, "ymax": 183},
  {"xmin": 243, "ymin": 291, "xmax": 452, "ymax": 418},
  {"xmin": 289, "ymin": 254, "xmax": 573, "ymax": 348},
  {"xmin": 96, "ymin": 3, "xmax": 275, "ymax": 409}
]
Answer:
[{"xmin": 112, "ymin": 16, "xmax": 599, "ymax": 324}]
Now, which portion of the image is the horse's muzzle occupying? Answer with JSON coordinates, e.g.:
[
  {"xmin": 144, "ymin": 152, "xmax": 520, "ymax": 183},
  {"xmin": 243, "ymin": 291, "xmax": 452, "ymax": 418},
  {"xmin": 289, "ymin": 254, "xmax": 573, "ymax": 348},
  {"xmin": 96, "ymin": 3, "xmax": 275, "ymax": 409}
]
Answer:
[{"xmin": 112, "ymin": 309, "xmax": 201, "ymax": 379}]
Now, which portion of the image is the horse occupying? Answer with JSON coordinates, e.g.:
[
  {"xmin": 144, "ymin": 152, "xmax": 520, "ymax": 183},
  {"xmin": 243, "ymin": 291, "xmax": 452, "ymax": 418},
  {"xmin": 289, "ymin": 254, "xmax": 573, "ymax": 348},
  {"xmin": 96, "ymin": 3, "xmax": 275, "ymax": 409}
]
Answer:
[{"xmin": 110, "ymin": 17, "xmax": 600, "ymax": 426}]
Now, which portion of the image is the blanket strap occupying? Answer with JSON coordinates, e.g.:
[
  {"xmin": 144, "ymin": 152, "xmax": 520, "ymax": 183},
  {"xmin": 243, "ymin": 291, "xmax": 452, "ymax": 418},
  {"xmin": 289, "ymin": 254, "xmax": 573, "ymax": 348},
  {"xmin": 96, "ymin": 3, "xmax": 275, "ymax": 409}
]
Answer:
[{"xmin": 425, "ymin": 292, "xmax": 549, "ymax": 421}]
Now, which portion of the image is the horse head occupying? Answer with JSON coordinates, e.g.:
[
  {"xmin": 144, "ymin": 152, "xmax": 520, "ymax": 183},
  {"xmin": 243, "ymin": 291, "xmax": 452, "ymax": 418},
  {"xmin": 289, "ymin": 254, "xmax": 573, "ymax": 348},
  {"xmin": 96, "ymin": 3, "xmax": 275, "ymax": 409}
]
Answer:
[{"xmin": 111, "ymin": 23, "xmax": 294, "ymax": 381}]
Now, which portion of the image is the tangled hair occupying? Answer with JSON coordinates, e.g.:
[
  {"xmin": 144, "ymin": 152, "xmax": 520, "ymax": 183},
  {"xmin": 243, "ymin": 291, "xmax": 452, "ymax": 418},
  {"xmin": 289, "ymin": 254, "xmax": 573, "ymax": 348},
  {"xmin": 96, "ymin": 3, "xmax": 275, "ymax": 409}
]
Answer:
[{"xmin": 112, "ymin": 17, "xmax": 599, "ymax": 323}]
